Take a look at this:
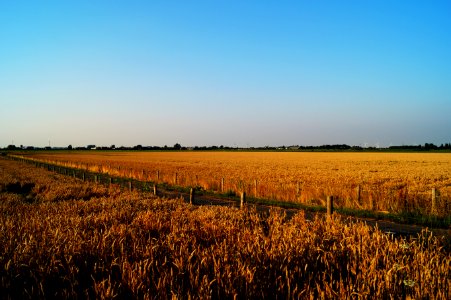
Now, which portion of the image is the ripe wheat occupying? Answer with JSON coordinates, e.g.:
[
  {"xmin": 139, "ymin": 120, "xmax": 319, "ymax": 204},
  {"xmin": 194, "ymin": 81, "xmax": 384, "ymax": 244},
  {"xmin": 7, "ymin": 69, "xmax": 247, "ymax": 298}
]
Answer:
[{"xmin": 0, "ymin": 157, "xmax": 449, "ymax": 299}]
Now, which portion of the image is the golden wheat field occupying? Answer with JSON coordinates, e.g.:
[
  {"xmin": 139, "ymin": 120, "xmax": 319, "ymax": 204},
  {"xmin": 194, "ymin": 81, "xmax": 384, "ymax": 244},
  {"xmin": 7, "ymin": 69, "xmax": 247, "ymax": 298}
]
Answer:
[
  {"xmin": 0, "ymin": 157, "xmax": 450, "ymax": 299},
  {"xmin": 24, "ymin": 151, "xmax": 451, "ymax": 216}
]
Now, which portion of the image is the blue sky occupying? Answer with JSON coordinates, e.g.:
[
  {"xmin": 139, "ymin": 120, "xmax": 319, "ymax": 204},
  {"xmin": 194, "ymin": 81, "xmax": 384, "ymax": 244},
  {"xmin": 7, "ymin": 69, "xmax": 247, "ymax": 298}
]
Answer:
[{"xmin": 1, "ymin": 1, "xmax": 450, "ymax": 148}]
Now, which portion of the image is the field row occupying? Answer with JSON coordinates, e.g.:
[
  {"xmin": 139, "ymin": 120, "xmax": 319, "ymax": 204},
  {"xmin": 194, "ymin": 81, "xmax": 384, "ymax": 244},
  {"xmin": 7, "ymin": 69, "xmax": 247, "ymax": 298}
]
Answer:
[
  {"xmin": 21, "ymin": 152, "xmax": 451, "ymax": 217},
  {"xmin": 0, "ymin": 157, "xmax": 449, "ymax": 299}
]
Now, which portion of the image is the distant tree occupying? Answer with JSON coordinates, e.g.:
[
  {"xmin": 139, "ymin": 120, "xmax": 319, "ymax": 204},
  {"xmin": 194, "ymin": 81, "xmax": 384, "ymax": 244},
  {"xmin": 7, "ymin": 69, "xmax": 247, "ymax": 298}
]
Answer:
[
  {"xmin": 173, "ymin": 143, "xmax": 182, "ymax": 150},
  {"xmin": 67, "ymin": 145, "xmax": 73, "ymax": 150},
  {"xmin": 424, "ymin": 143, "xmax": 437, "ymax": 150},
  {"xmin": 6, "ymin": 145, "xmax": 17, "ymax": 150},
  {"xmin": 351, "ymin": 146, "xmax": 363, "ymax": 151}
]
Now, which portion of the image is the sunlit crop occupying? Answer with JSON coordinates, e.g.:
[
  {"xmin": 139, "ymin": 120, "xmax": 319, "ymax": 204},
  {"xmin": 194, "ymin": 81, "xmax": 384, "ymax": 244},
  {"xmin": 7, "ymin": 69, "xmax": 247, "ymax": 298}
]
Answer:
[
  {"xmin": 23, "ymin": 151, "xmax": 451, "ymax": 216},
  {"xmin": 0, "ymin": 157, "xmax": 450, "ymax": 299}
]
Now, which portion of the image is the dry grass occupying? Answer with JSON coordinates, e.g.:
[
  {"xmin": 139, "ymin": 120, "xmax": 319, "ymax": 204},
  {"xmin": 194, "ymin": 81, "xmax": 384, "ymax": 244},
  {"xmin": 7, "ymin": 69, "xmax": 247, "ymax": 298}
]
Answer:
[
  {"xmin": 24, "ymin": 151, "xmax": 451, "ymax": 216},
  {"xmin": 0, "ymin": 157, "xmax": 450, "ymax": 299}
]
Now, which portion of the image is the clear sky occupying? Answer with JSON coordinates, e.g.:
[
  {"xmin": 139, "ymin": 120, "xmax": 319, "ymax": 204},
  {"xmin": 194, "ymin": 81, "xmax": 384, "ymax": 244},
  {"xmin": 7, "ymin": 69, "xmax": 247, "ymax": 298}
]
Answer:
[{"xmin": 1, "ymin": 1, "xmax": 450, "ymax": 148}]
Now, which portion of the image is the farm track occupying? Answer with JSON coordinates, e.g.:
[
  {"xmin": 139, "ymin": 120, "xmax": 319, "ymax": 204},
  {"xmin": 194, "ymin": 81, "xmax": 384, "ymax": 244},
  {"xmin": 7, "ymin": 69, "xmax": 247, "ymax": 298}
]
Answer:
[
  {"xmin": 179, "ymin": 190, "xmax": 451, "ymax": 241},
  {"xmin": 4, "ymin": 154, "xmax": 451, "ymax": 243}
]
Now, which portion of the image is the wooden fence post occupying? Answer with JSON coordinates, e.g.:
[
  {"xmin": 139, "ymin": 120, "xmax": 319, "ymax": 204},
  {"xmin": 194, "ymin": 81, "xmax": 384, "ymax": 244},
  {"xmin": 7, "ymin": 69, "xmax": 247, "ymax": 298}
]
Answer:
[
  {"xmin": 327, "ymin": 196, "xmax": 334, "ymax": 215},
  {"xmin": 153, "ymin": 184, "xmax": 157, "ymax": 196},
  {"xmin": 221, "ymin": 178, "xmax": 224, "ymax": 192},
  {"xmin": 254, "ymin": 179, "xmax": 258, "ymax": 197},
  {"xmin": 174, "ymin": 172, "xmax": 178, "ymax": 185},
  {"xmin": 356, "ymin": 185, "xmax": 361, "ymax": 203},
  {"xmin": 94, "ymin": 175, "xmax": 98, "ymax": 183},
  {"xmin": 371, "ymin": 192, "xmax": 376, "ymax": 211},
  {"xmin": 82, "ymin": 173, "xmax": 85, "ymax": 182},
  {"xmin": 129, "ymin": 181, "xmax": 132, "ymax": 192},
  {"xmin": 109, "ymin": 177, "xmax": 113, "ymax": 186},
  {"xmin": 190, "ymin": 188, "xmax": 194, "ymax": 204},
  {"xmin": 157, "ymin": 170, "xmax": 160, "ymax": 182},
  {"xmin": 432, "ymin": 188, "xmax": 439, "ymax": 215},
  {"xmin": 240, "ymin": 192, "xmax": 246, "ymax": 209}
]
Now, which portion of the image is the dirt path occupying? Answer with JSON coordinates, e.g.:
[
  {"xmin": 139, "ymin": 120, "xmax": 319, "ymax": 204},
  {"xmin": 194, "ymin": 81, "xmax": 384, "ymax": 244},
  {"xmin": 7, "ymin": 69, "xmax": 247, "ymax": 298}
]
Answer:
[{"xmin": 158, "ymin": 187, "xmax": 451, "ymax": 243}]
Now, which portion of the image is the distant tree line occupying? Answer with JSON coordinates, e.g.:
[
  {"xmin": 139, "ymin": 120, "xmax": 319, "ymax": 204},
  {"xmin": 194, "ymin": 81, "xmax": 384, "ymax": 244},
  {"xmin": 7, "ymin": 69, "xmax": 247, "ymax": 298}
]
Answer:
[
  {"xmin": 388, "ymin": 143, "xmax": 451, "ymax": 151},
  {"xmin": 2, "ymin": 143, "xmax": 451, "ymax": 151}
]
